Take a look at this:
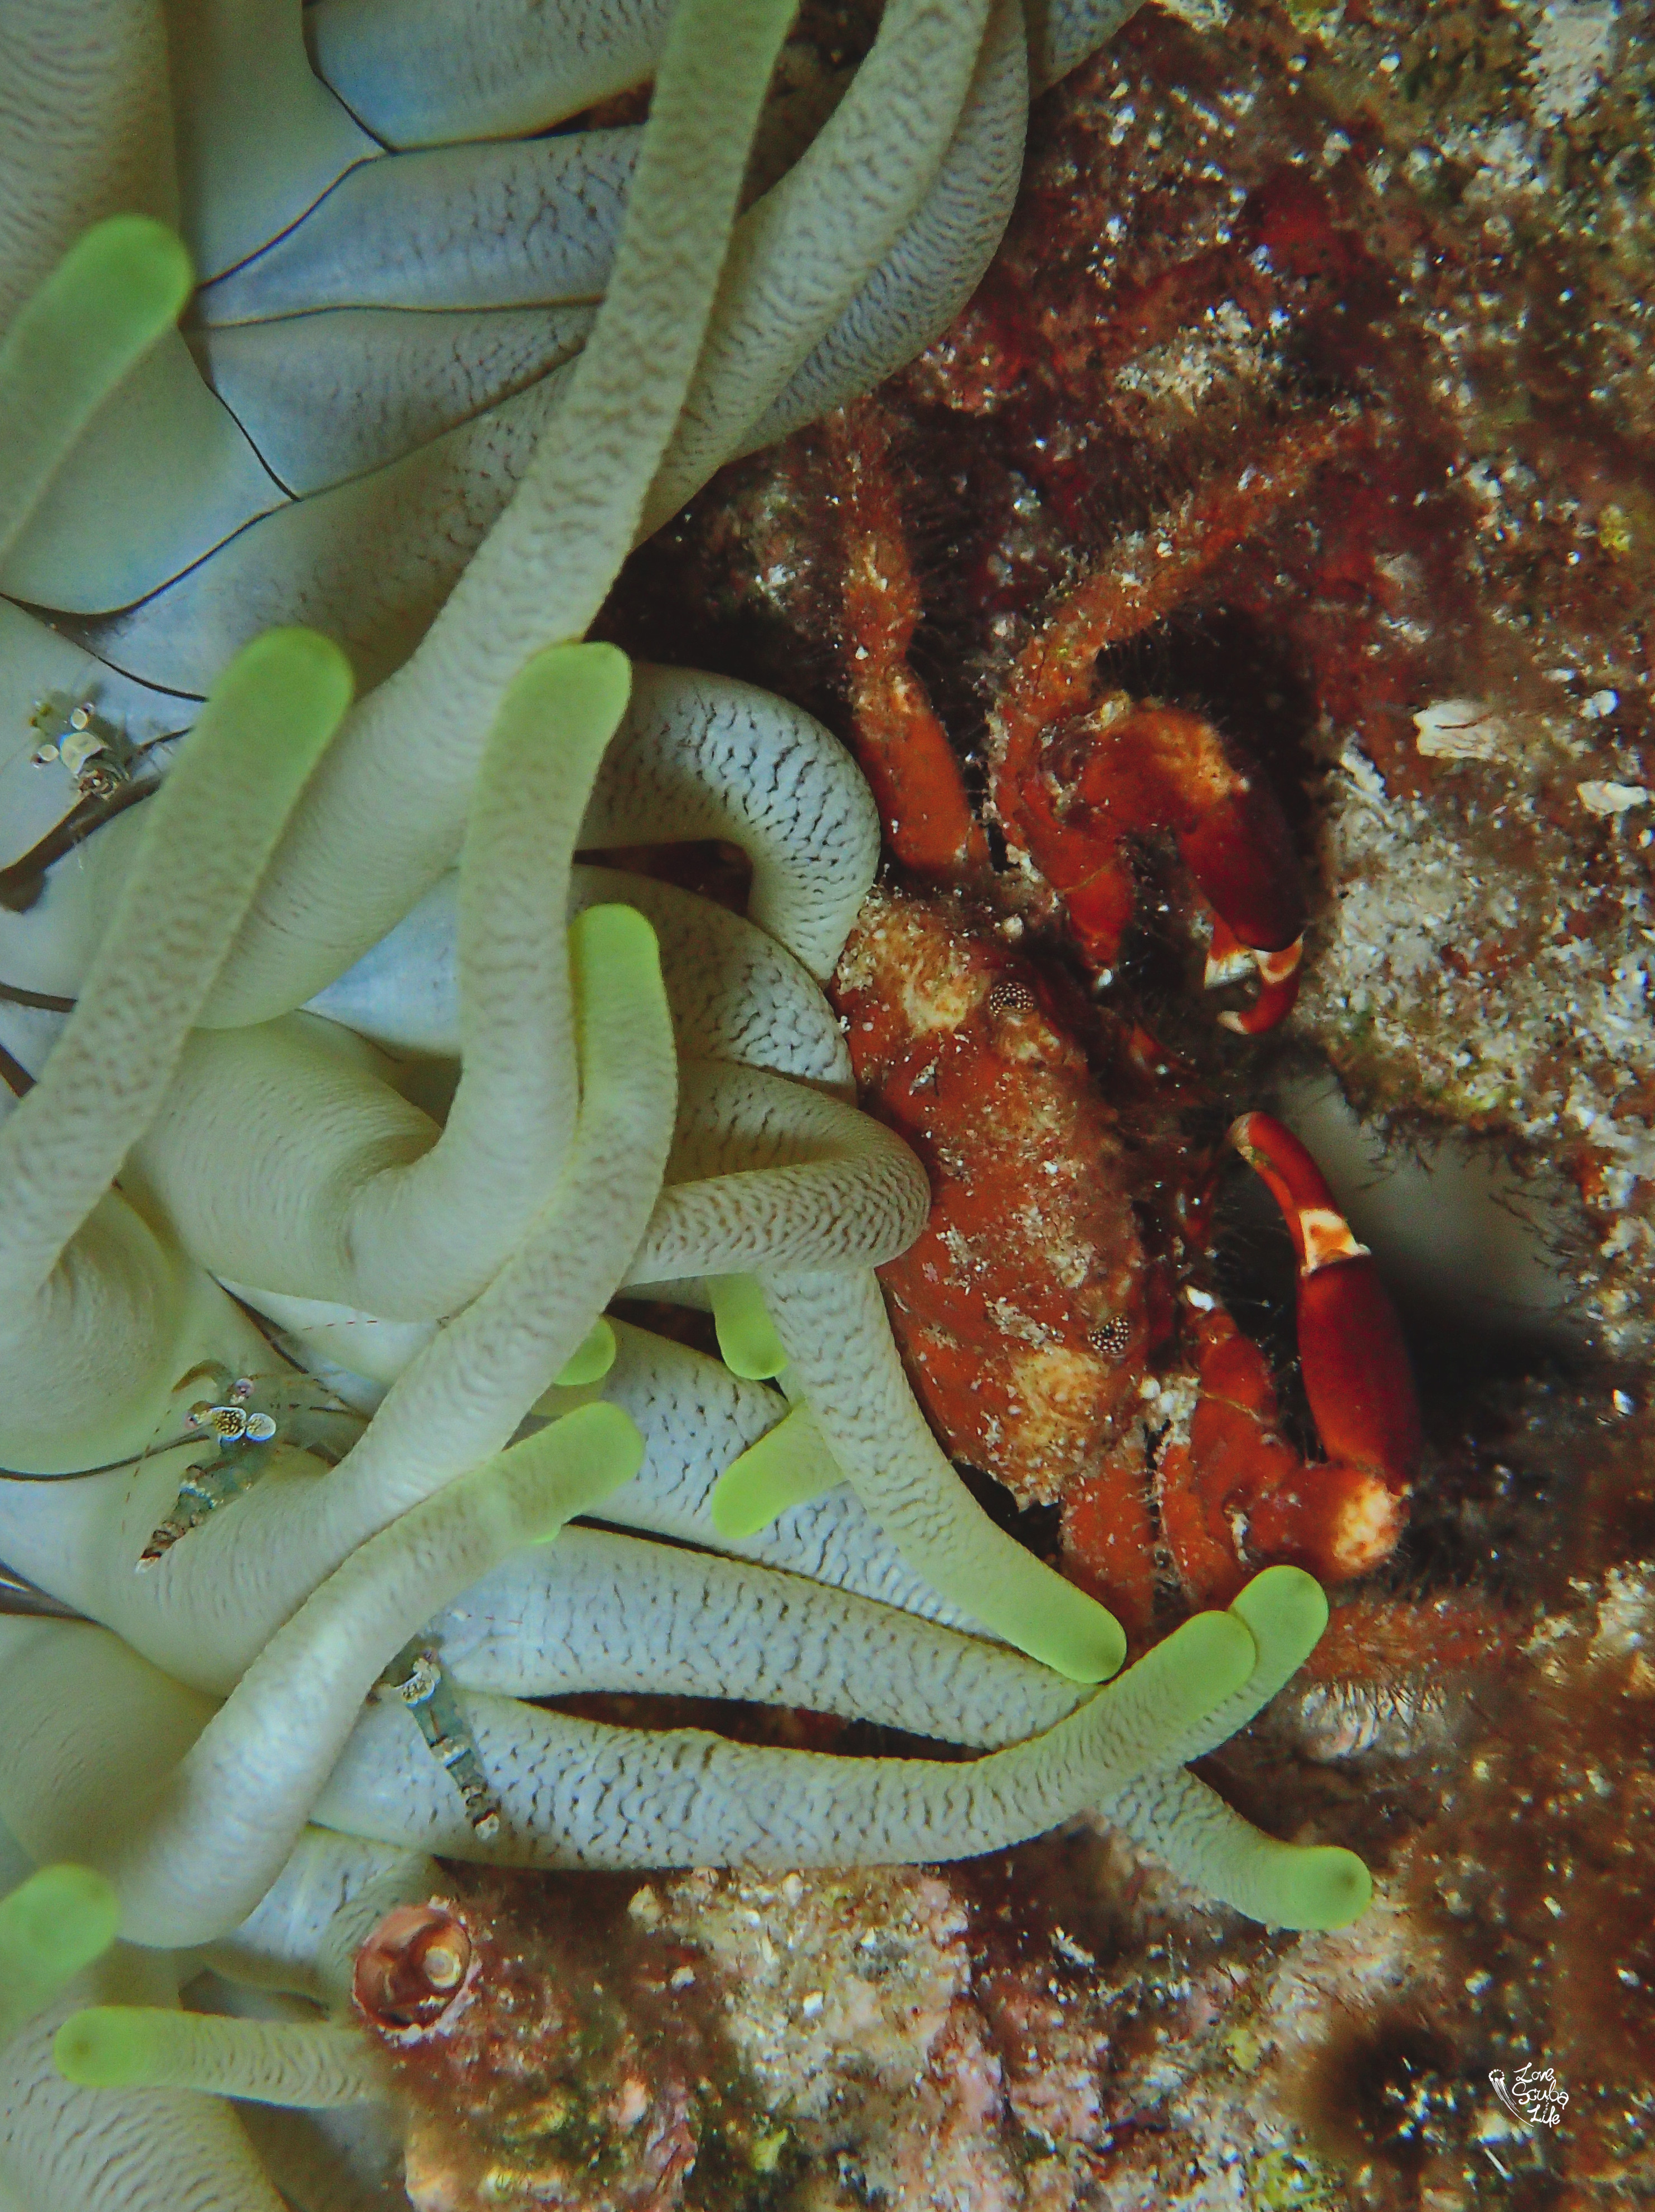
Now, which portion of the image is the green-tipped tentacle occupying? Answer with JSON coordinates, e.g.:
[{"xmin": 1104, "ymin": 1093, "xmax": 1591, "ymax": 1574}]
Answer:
[
  {"xmin": 0, "ymin": 216, "xmax": 190, "ymax": 566},
  {"xmin": 1096, "ymin": 1568, "xmax": 1372, "ymax": 1929},
  {"xmin": 313, "ymin": 1608, "xmax": 1255, "ymax": 1866},
  {"xmin": 709, "ymin": 1272, "xmax": 792, "ymax": 1381},
  {"xmin": 55, "ymin": 2007, "xmax": 381, "ymax": 2106},
  {"xmin": 1099, "ymin": 1765, "xmax": 1373, "ymax": 1931},
  {"xmin": 710, "ymin": 1403, "xmax": 844, "ymax": 1541},
  {"xmin": 132, "ymin": 641, "xmax": 632, "ymax": 1322},
  {"xmin": 761, "ymin": 1267, "xmax": 1128, "ymax": 1683},
  {"xmin": 0, "ymin": 1864, "xmax": 119, "ymax": 2043},
  {"xmin": 0, "ymin": 627, "xmax": 351, "ymax": 1470}
]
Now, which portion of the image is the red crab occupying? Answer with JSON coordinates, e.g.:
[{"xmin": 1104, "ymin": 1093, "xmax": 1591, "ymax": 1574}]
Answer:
[{"xmin": 825, "ymin": 397, "xmax": 1420, "ymax": 1638}]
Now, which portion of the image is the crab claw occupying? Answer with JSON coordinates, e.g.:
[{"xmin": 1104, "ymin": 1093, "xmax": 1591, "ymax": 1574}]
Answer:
[
  {"xmin": 1226, "ymin": 1112, "xmax": 1422, "ymax": 1577},
  {"xmin": 992, "ymin": 701, "xmax": 1306, "ymax": 1029},
  {"xmin": 1204, "ymin": 917, "xmax": 1304, "ymax": 1036},
  {"xmin": 1181, "ymin": 767, "xmax": 1305, "ymax": 1034}
]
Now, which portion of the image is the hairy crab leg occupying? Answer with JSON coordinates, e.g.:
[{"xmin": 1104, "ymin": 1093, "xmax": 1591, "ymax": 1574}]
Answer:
[{"xmin": 985, "ymin": 424, "xmax": 1346, "ymax": 1020}]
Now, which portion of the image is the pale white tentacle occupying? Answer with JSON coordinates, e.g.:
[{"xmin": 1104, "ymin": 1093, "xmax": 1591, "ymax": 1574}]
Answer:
[
  {"xmin": 761, "ymin": 1267, "xmax": 1128, "ymax": 1683},
  {"xmin": 743, "ymin": 0, "xmax": 1028, "ymax": 456},
  {"xmin": 0, "ymin": 1404, "xmax": 636, "ymax": 1943},
  {"xmin": 582, "ymin": 665, "xmax": 880, "ymax": 983},
  {"xmin": 0, "ymin": 630, "xmax": 349, "ymax": 1471},
  {"xmin": 313, "ymin": 1611, "xmax": 1254, "ymax": 1868},
  {"xmin": 0, "ymin": 0, "xmax": 177, "ymax": 328},
  {"xmin": 427, "ymin": 1524, "xmax": 1085, "ymax": 1743},
  {"xmin": 628, "ymin": 1060, "xmax": 928, "ymax": 1286},
  {"xmin": 640, "ymin": 0, "xmax": 994, "ymax": 533},
  {"xmin": 193, "ymin": 303, "xmax": 596, "ymax": 495},
  {"xmin": 166, "ymin": 0, "xmax": 379, "ymax": 284}
]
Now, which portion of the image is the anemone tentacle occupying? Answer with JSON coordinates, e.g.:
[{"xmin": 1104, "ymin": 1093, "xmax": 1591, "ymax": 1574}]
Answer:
[
  {"xmin": 203, "ymin": 1827, "xmax": 440, "ymax": 2011},
  {"xmin": 315, "ymin": 1607, "xmax": 1255, "ymax": 1868},
  {"xmin": 309, "ymin": 861, "xmax": 855, "ymax": 1090},
  {"xmin": 425, "ymin": 1523, "xmax": 1087, "ymax": 1741},
  {"xmin": 0, "ymin": 907, "xmax": 674, "ymax": 1690},
  {"xmin": 735, "ymin": 0, "xmax": 1030, "ymax": 461},
  {"xmin": 0, "ymin": 628, "xmax": 351, "ymax": 1471},
  {"xmin": 760, "ymin": 1265, "xmax": 1131, "ymax": 1682},
  {"xmin": 55, "ymin": 2005, "xmax": 383, "ymax": 2107},
  {"xmin": 0, "ymin": 1400, "xmax": 642, "ymax": 1939},
  {"xmin": 641, "ymin": 0, "xmax": 994, "ymax": 529},
  {"xmin": 0, "ymin": 1862, "xmax": 119, "ymax": 2044},
  {"xmin": 197, "ymin": 130, "xmax": 633, "ymax": 325},
  {"xmin": 0, "ymin": 0, "xmax": 177, "ymax": 330},
  {"xmin": 129, "ymin": 643, "xmax": 629, "ymax": 1321},
  {"xmin": 308, "ymin": 0, "xmax": 678, "ymax": 147},
  {"xmin": 168, "ymin": 0, "xmax": 381, "ymax": 284},
  {"xmin": 0, "ymin": 218, "xmax": 192, "ymax": 570}
]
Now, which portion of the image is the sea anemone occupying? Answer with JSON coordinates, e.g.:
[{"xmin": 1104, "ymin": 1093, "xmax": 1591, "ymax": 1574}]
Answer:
[{"xmin": 0, "ymin": 4, "xmax": 1369, "ymax": 2204}]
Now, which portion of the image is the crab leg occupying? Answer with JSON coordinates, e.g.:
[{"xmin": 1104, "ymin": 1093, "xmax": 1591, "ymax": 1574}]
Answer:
[{"xmin": 1226, "ymin": 1111, "xmax": 1421, "ymax": 1577}]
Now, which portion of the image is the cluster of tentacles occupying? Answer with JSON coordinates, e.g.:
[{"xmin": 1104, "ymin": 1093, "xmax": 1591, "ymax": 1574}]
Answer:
[{"xmin": 0, "ymin": 2, "xmax": 1370, "ymax": 2205}]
